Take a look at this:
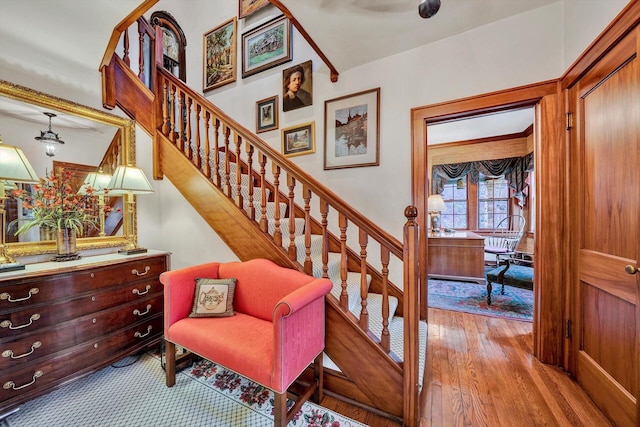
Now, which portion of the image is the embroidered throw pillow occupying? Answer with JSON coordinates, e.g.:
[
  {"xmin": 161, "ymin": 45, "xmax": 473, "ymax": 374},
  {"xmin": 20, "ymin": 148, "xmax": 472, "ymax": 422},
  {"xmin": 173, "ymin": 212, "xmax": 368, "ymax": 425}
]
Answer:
[{"xmin": 189, "ymin": 278, "xmax": 236, "ymax": 318}]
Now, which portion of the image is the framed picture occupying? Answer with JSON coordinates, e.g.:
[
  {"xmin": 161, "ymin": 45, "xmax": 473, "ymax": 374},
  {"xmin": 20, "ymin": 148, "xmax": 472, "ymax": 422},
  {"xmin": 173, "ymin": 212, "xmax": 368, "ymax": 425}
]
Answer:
[
  {"xmin": 324, "ymin": 88, "xmax": 380, "ymax": 170},
  {"xmin": 256, "ymin": 95, "xmax": 279, "ymax": 133},
  {"xmin": 282, "ymin": 60, "xmax": 312, "ymax": 112},
  {"xmin": 242, "ymin": 15, "xmax": 291, "ymax": 79},
  {"xmin": 282, "ymin": 121, "xmax": 315, "ymax": 157},
  {"xmin": 203, "ymin": 17, "xmax": 237, "ymax": 92},
  {"xmin": 238, "ymin": 0, "xmax": 270, "ymax": 19}
]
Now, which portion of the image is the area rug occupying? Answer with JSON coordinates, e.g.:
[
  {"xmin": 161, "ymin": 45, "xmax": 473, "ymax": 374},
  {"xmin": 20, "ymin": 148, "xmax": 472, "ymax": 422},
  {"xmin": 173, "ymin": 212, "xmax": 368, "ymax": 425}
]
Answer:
[
  {"xmin": 428, "ymin": 278, "xmax": 533, "ymax": 322},
  {"xmin": 2, "ymin": 352, "xmax": 368, "ymax": 427}
]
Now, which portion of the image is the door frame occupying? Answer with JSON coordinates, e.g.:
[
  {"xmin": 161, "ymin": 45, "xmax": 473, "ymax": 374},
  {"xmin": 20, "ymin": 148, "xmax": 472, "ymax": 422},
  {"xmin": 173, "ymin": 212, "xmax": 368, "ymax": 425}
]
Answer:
[{"xmin": 411, "ymin": 80, "xmax": 566, "ymax": 365}]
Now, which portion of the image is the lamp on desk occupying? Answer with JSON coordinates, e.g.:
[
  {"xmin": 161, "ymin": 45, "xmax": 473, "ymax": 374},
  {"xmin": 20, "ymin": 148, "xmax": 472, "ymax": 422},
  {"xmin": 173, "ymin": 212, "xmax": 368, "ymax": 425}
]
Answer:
[
  {"xmin": 428, "ymin": 194, "xmax": 446, "ymax": 233},
  {"xmin": 77, "ymin": 170, "xmax": 112, "ymax": 237},
  {"xmin": 0, "ymin": 137, "xmax": 40, "ymax": 271},
  {"xmin": 106, "ymin": 164, "xmax": 154, "ymax": 255}
]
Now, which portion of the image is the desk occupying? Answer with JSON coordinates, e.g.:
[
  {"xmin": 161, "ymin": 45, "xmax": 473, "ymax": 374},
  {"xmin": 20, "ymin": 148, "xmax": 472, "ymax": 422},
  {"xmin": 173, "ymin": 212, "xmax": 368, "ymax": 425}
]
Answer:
[{"xmin": 427, "ymin": 231, "xmax": 485, "ymax": 284}]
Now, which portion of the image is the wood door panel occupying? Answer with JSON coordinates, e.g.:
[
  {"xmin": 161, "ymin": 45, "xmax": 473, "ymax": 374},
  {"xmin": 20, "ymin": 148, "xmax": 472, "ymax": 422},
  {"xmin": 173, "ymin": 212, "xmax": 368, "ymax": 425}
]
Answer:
[
  {"xmin": 580, "ymin": 249, "xmax": 638, "ymax": 304},
  {"xmin": 569, "ymin": 20, "xmax": 639, "ymax": 427},
  {"xmin": 577, "ymin": 351, "xmax": 636, "ymax": 427},
  {"xmin": 582, "ymin": 283, "xmax": 636, "ymax": 393}
]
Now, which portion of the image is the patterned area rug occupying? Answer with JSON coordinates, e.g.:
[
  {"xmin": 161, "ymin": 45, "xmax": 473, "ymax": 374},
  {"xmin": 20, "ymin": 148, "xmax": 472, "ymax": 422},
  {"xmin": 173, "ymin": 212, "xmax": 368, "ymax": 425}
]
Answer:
[
  {"xmin": 428, "ymin": 278, "xmax": 533, "ymax": 322},
  {"xmin": 3, "ymin": 352, "xmax": 367, "ymax": 427}
]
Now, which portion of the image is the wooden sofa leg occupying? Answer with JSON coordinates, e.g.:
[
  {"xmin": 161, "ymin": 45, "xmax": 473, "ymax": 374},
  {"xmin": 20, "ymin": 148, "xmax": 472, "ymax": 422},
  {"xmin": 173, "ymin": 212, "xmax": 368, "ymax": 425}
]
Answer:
[
  {"xmin": 313, "ymin": 353, "xmax": 323, "ymax": 404},
  {"xmin": 165, "ymin": 340, "xmax": 176, "ymax": 387},
  {"xmin": 273, "ymin": 391, "xmax": 288, "ymax": 427}
]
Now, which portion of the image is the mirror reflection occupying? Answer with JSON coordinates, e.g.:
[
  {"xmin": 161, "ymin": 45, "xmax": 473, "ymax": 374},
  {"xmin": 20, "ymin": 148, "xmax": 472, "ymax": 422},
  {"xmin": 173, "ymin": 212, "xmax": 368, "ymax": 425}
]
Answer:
[{"xmin": 0, "ymin": 80, "xmax": 134, "ymax": 257}]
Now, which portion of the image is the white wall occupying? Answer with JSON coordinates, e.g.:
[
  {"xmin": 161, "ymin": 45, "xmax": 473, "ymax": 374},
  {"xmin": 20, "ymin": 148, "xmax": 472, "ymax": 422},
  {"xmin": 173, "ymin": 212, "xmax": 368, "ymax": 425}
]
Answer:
[{"xmin": 139, "ymin": 0, "xmax": 628, "ymax": 269}]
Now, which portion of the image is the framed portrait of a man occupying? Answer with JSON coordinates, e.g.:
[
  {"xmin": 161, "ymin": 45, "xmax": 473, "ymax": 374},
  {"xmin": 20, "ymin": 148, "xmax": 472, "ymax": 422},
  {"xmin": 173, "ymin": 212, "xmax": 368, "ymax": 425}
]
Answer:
[{"xmin": 282, "ymin": 60, "xmax": 312, "ymax": 112}]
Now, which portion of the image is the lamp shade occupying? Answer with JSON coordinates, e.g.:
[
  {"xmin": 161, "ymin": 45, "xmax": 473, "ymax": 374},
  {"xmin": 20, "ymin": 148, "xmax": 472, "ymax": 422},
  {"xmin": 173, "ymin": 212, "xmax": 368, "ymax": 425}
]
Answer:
[
  {"xmin": 428, "ymin": 194, "xmax": 447, "ymax": 212},
  {"xmin": 106, "ymin": 165, "xmax": 154, "ymax": 195},
  {"xmin": 0, "ymin": 142, "xmax": 40, "ymax": 184},
  {"xmin": 78, "ymin": 171, "xmax": 112, "ymax": 195}
]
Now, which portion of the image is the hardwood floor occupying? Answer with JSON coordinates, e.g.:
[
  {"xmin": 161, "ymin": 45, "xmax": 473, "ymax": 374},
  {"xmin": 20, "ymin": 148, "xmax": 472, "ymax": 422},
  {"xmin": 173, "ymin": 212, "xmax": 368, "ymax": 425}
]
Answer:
[{"xmin": 321, "ymin": 308, "xmax": 612, "ymax": 427}]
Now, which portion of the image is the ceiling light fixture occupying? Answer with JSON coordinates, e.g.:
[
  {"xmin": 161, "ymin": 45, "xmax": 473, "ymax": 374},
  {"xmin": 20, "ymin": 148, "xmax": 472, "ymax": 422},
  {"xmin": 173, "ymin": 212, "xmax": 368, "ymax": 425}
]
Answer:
[
  {"xmin": 418, "ymin": 0, "xmax": 441, "ymax": 19},
  {"xmin": 35, "ymin": 112, "xmax": 65, "ymax": 157}
]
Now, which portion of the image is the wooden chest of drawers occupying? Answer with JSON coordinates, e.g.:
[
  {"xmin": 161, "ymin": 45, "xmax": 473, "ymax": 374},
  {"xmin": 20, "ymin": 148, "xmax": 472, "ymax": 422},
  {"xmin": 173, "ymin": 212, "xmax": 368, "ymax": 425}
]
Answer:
[{"xmin": 0, "ymin": 251, "xmax": 170, "ymax": 415}]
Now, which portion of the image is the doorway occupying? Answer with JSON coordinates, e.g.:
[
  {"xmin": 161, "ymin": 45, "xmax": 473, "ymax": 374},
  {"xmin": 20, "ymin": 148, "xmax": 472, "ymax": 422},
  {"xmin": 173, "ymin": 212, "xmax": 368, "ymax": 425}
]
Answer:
[
  {"xmin": 425, "ymin": 107, "xmax": 536, "ymax": 321},
  {"xmin": 411, "ymin": 81, "xmax": 564, "ymax": 363}
]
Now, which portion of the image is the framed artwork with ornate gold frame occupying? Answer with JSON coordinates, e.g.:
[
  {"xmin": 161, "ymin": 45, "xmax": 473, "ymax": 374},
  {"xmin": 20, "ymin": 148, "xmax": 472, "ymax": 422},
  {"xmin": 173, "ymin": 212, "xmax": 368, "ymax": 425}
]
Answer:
[
  {"xmin": 203, "ymin": 17, "xmax": 237, "ymax": 92},
  {"xmin": 282, "ymin": 121, "xmax": 315, "ymax": 158},
  {"xmin": 239, "ymin": 0, "xmax": 270, "ymax": 19}
]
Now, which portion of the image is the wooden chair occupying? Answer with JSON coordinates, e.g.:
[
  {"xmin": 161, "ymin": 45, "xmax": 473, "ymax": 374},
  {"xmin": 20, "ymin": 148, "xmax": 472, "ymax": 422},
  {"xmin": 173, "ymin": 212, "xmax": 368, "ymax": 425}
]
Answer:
[{"xmin": 484, "ymin": 215, "xmax": 526, "ymax": 266}]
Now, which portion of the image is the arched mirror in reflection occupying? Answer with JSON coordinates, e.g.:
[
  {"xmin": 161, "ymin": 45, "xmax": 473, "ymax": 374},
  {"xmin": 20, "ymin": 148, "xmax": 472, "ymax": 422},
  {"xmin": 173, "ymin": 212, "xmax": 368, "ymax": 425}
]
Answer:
[{"xmin": 0, "ymin": 80, "xmax": 136, "ymax": 257}]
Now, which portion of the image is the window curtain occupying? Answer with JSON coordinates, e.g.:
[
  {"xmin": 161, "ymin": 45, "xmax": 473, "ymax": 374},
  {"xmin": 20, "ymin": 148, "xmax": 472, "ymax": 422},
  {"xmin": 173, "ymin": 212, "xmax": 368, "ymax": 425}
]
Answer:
[{"xmin": 432, "ymin": 153, "xmax": 534, "ymax": 201}]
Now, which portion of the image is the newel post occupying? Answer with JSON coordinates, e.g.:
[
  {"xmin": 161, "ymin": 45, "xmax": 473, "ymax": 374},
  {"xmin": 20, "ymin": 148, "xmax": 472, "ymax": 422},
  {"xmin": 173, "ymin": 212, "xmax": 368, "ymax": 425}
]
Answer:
[{"xmin": 403, "ymin": 205, "xmax": 420, "ymax": 427}]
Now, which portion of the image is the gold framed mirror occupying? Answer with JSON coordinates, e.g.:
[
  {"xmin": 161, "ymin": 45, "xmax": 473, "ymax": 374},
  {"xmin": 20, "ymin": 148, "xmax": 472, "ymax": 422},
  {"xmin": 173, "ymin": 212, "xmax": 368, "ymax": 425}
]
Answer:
[{"xmin": 0, "ymin": 79, "xmax": 136, "ymax": 257}]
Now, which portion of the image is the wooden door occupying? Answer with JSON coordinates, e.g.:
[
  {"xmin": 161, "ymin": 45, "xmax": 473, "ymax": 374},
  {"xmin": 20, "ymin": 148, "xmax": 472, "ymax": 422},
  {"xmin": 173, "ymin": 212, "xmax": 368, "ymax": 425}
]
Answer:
[{"xmin": 568, "ymin": 26, "xmax": 639, "ymax": 427}]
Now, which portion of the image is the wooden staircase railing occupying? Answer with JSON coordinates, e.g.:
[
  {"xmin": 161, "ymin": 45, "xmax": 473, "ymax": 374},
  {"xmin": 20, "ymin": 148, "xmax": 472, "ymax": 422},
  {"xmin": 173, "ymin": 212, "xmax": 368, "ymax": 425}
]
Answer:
[{"xmin": 103, "ymin": 14, "xmax": 423, "ymax": 426}]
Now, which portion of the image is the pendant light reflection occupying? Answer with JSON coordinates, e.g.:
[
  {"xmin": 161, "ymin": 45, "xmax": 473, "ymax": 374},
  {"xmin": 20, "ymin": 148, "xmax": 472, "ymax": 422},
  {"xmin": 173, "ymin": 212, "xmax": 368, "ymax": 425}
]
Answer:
[{"xmin": 35, "ymin": 112, "xmax": 65, "ymax": 157}]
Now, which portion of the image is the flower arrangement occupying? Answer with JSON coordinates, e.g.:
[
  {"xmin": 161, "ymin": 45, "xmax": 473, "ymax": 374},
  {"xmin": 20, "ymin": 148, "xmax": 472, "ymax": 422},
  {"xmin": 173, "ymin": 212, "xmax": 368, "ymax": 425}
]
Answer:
[{"xmin": 10, "ymin": 169, "xmax": 110, "ymax": 236}]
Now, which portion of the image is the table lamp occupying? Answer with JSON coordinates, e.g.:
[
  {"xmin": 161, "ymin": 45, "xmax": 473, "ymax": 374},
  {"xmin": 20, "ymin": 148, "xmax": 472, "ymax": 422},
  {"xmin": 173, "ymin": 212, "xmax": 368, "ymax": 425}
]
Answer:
[
  {"xmin": 77, "ymin": 170, "xmax": 112, "ymax": 237},
  {"xmin": 106, "ymin": 164, "xmax": 154, "ymax": 254},
  {"xmin": 428, "ymin": 194, "xmax": 447, "ymax": 233},
  {"xmin": 0, "ymin": 138, "xmax": 40, "ymax": 271}
]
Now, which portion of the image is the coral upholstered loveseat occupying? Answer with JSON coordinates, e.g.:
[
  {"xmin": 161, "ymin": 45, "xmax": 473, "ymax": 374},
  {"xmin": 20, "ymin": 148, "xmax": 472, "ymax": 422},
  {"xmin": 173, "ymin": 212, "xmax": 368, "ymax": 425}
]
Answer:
[{"xmin": 159, "ymin": 258, "xmax": 332, "ymax": 426}]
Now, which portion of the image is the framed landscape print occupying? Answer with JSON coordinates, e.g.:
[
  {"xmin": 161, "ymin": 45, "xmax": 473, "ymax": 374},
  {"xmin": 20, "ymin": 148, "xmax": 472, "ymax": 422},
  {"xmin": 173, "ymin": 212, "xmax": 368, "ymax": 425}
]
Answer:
[
  {"xmin": 242, "ymin": 15, "xmax": 291, "ymax": 79},
  {"xmin": 238, "ymin": 0, "xmax": 270, "ymax": 19},
  {"xmin": 324, "ymin": 88, "xmax": 380, "ymax": 170},
  {"xmin": 256, "ymin": 95, "xmax": 278, "ymax": 133},
  {"xmin": 282, "ymin": 121, "xmax": 315, "ymax": 157},
  {"xmin": 203, "ymin": 17, "xmax": 237, "ymax": 92}
]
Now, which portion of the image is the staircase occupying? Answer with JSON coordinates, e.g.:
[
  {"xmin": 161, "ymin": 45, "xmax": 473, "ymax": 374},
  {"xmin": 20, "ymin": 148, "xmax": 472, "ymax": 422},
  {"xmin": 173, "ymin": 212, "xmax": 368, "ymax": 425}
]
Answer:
[{"xmin": 101, "ymin": 15, "xmax": 426, "ymax": 426}]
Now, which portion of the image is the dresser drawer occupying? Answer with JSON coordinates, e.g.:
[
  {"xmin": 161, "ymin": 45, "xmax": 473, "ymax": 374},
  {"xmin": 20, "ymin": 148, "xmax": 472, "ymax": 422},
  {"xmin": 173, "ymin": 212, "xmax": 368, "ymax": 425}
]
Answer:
[
  {"xmin": 0, "ymin": 294, "xmax": 163, "ymax": 370},
  {"xmin": 0, "ymin": 256, "xmax": 167, "ymax": 312},
  {"xmin": 0, "ymin": 315, "xmax": 163, "ymax": 405},
  {"xmin": 0, "ymin": 280, "xmax": 163, "ymax": 340}
]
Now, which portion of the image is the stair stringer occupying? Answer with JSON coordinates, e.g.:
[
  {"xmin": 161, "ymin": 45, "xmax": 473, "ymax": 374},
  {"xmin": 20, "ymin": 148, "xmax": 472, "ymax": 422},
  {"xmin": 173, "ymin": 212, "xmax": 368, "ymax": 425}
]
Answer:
[{"xmin": 324, "ymin": 296, "xmax": 404, "ymax": 418}]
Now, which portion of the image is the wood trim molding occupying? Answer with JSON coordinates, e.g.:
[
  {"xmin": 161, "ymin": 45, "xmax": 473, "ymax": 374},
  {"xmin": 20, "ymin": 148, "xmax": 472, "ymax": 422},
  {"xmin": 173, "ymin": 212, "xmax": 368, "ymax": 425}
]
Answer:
[{"xmin": 268, "ymin": 0, "xmax": 339, "ymax": 82}]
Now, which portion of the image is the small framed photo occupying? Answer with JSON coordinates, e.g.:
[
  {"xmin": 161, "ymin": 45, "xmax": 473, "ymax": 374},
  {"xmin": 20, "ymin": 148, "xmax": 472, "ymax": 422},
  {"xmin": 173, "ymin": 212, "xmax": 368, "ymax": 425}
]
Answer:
[
  {"xmin": 242, "ymin": 15, "xmax": 292, "ymax": 79},
  {"xmin": 324, "ymin": 88, "xmax": 380, "ymax": 170},
  {"xmin": 203, "ymin": 17, "xmax": 237, "ymax": 92},
  {"xmin": 282, "ymin": 60, "xmax": 312, "ymax": 112},
  {"xmin": 256, "ymin": 95, "xmax": 279, "ymax": 133},
  {"xmin": 282, "ymin": 121, "xmax": 315, "ymax": 157},
  {"xmin": 238, "ymin": 0, "xmax": 270, "ymax": 19}
]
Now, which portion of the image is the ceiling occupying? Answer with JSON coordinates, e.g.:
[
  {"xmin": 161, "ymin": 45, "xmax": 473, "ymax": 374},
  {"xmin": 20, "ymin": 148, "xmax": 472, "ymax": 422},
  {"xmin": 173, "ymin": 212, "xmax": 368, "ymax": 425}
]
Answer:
[{"xmin": 0, "ymin": 0, "xmax": 550, "ymax": 144}]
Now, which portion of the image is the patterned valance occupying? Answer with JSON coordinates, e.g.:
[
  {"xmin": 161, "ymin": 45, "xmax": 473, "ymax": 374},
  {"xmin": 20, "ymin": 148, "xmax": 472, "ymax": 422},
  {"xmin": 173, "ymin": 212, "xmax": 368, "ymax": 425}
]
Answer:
[{"xmin": 432, "ymin": 152, "xmax": 534, "ymax": 199}]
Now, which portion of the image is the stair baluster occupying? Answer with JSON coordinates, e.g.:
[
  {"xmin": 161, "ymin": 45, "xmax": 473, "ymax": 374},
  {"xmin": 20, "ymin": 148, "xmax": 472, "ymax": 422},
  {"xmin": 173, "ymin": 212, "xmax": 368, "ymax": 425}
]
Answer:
[
  {"xmin": 287, "ymin": 175, "xmax": 297, "ymax": 260},
  {"xmin": 339, "ymin": 213, "xmax": 349, "ymax": 310},
  {"xmin": 245, "ymin": 143, "xmax": 255, "ymax": 221},
  {"xmin": 359, "ymin": 229, "xmax": 369, "ymax": 330},
  {"xmin": 259, "ymin": 152, "xmax": 268, "ymax": 232}
]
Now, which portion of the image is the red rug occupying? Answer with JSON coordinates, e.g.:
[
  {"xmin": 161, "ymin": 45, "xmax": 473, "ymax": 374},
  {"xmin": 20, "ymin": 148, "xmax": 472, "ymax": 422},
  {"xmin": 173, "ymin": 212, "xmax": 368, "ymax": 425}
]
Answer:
[{"xmin": 428, "ymin": 278, "xmax": 533, "ymax": 322}]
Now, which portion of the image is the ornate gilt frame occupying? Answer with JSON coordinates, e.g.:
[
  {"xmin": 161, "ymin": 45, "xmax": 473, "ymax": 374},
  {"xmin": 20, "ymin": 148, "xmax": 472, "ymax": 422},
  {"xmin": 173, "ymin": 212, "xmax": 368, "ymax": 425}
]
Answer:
[{"xmin": 0, "ymin": 79, "xmax": 136, "ymax": 257}]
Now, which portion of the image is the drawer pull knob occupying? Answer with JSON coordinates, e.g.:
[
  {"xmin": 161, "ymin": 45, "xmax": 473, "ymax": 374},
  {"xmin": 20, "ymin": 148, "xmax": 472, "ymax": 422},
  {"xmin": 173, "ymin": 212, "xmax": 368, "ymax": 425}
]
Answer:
[
  {"xmin": 133, "ymin": 304, "xmax": 152, "ymax": 316},
  {"xmin": 132, "ymin": 285, "xmax": 151, "ymax": 296},
  {"xmin": 2, "ymin": 341, "xmax": 42, "ymax": 359},
  {"xmin": 132, "ymin": 266, "xmax": 151, "ymax": 276},
  {"xmin": 134, "ymin": 325, "xmax": 152, "ymax": 339},
  {"xmin": 1, "ymin": 314, "xmax": 41, "ymax": 330},
  {"xmin": 4, "ymin": 370, "xmax": 43, "ymax": 391},
  {"xmin": 0, "ymin": 288, "xmax": 39, "ymax": 303}
]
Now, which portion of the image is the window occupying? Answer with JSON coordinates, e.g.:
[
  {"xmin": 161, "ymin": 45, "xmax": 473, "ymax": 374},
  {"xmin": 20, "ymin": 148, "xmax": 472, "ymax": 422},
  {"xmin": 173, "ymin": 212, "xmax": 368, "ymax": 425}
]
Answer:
[
  {"xmin": 478, "ymin": 174, "xmax": 510, "ymax": 229},
  {"xmin": 440, "ymin": 179, "xmax": 468, "ymax": 229}
]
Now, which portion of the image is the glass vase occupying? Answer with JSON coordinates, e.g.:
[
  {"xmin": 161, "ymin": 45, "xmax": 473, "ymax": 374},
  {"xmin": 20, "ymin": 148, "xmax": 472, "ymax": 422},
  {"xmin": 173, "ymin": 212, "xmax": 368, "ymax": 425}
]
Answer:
[{"xmin": 55, "ymin": 228, "xmax": 78, "ymax": 260}]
